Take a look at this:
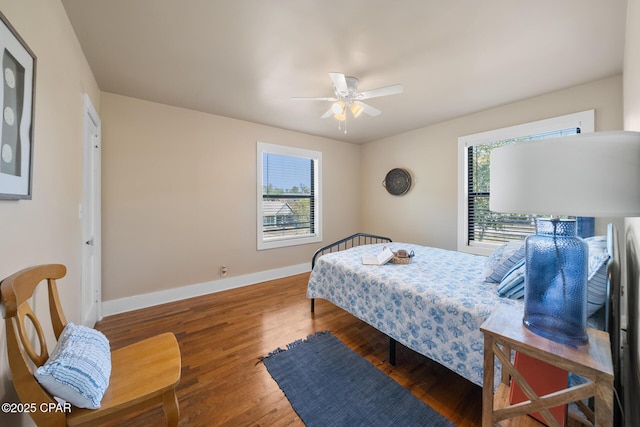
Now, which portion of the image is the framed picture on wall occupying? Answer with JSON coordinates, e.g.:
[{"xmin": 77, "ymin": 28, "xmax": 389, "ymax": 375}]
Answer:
[{"xmin": 0, "ymin": 11, "xmax": 36, "ymax": 199}]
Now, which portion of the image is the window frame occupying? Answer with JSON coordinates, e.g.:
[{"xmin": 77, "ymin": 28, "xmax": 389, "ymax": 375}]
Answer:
[
  {"xmin": 457, "ymin": 110, "xmax": 594, "ymax": 256},
  {"xmin": 256, "ymin": 142, "xmax": 322, "ymax": 250}
]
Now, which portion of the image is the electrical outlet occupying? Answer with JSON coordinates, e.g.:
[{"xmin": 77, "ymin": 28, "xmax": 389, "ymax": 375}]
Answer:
[{"xmin": 220, "ymin": 266, "xmax": 228, "ymax": 277}]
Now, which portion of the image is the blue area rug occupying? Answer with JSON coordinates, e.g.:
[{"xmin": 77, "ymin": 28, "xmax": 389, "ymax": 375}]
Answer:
[{"xmin": 262, "ymin": 331, "xmax": 455, "ymax": 427}]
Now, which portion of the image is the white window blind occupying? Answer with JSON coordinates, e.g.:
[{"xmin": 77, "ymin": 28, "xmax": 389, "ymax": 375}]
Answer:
[{"xmin": 257, "ymin": 142, "xmax": 322, "ymax": 250}]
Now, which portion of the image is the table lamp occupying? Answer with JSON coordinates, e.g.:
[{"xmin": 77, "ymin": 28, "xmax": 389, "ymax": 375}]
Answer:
[{"xmin": 490, "ymin": 130, "xmax": 640, "ymax": 346}]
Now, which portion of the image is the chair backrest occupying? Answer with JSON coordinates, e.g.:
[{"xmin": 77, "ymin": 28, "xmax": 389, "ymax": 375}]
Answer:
[{"xmin": 1, "ymin": 264, "xmax": 69, "ymax": 426}]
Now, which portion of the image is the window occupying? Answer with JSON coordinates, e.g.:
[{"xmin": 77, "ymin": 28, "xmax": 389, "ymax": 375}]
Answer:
[
  {"xmin": 457, "ymin": 110, "xmax": 594, "ymax": 255},
  {"xmin": 257, "ymin": 142, "xmax": 322, "ymax": 250}
]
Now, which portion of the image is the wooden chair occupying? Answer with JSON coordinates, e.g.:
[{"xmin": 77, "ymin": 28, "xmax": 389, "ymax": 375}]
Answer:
[{"xmin": 0, "ymin": 264, "xmax": 181, "ymax": 426}]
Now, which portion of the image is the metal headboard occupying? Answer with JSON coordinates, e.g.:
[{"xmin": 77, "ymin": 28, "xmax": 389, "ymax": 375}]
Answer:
[
  {"xmin": 311, "ymin": 233, "xmax": 392, "ymax": 270},
  {"xmin": 309, "ymin": 232, "xmax": 392, "ymax": 313}
]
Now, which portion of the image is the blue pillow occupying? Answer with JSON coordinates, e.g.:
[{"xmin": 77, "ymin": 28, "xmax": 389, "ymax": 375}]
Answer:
[
  {"xmin": 497, "ymin": 258, "xmax": 526, "ymax": 299},
  {"xmin": 483, "ymin": 241, "xmax": 525, "ymax": 284},
  {"xmin": 35, "ymin": 323, "xmax": 111, "ymax": 409},
  {"xmin": 495, "ymin": 236, "xmax": 610, "ymax": 315}
]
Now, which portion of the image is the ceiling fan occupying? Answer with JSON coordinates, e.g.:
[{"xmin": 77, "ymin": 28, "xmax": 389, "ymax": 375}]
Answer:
[{"xmin": 292, "ymin": 72, "xmax": 403, "ymax": 132}]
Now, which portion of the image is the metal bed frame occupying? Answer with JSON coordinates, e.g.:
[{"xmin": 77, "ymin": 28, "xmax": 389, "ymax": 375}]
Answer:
[
  {"xmin": 309, "ymin": 232, "xmax": 399, "ymax": 363},
  {"xmin": 310, "ymin": 232, "xmax": 392, "ymax": 312}
]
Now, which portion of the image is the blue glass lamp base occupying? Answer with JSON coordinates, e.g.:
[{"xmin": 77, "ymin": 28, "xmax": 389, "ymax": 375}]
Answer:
[{"xmin": 523, "ymin": 218, "xmax": 588, "ymax": 346}]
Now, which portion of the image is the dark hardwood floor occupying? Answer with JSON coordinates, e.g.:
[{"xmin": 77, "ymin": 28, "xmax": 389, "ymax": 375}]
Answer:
[{"xmin": 94, "ymin": 272, "xmax": 483, "ymax": 426}]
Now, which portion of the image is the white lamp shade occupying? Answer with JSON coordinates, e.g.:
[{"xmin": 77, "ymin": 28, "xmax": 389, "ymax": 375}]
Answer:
[{"xmin": 490, "ymin": 131, "xmax": 640, "ymax": 217}]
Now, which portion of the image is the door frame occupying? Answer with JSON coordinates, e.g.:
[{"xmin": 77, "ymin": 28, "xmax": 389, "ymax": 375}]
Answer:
[{"xmin": 81, "ymin": 93, "xmax": 102, "ymax": 326}]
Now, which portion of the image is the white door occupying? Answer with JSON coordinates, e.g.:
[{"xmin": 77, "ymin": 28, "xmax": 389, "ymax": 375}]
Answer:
[{"xmin": 81, "ymin": 94, "xmax": 101, "ymax": 327}]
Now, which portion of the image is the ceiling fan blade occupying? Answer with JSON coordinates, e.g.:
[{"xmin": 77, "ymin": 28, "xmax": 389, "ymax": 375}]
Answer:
[
  {"xmin": 321, "ymin": 108, "xmax": 334, "ymax": 119},
  {"xmin": 355, "ymin": 101, "xmax": 381, "ymax": 117},
  {"xmin": 357, "ymin": 84, "xmax": 403, "ymax": 100},
  {"xmin": 291, "ymin": 97, "xmax": 338, "ymax": 101},
  {"xmin": 329, "ymin": 72, "xmax": 349, "ymax": 97}
]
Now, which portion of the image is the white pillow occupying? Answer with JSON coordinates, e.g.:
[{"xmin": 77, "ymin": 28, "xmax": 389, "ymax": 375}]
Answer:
[
  {"xmin": 483, "ymin": 241, "xmax": 525, "ymax": 284},
  {"xmin": 35, "ymin": 323, "xmax": 111, "ymax": 409}
]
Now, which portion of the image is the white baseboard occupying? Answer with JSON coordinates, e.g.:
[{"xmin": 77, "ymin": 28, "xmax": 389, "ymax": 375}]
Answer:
[{"xmin": 101, "ymin": 262, "xmax": 311, "ymax": 318}]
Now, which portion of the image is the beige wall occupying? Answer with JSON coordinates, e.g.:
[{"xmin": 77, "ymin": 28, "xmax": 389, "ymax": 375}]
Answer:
[
  {"xmin": 101, "ymin": 76, "xmax": 624, "ymax": 306},
  {"xmin": 624, "ymin": 0, "xmax": 640, "ymax": 131},
  {"xmin": 101, "ymin": 92, "xmax": 361, "ymax": 302},
  {"xmin": 0, "ymin": 0, "xmax": 100, "ymax": 425},
  {"xmin": 361, "ymin": 75, "xmax": 623, "ymax": 249}
]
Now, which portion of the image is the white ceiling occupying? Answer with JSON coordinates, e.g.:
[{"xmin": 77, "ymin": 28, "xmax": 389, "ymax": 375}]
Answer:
[{"xmin": 61, "ymin": 0, "xmax": 627, "ymax": 144}]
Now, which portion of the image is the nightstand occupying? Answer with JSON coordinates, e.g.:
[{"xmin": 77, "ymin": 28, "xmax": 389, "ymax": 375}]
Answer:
[{"xmin": 480, "ymin": 305, "xmax": 614, "ymax": 427}]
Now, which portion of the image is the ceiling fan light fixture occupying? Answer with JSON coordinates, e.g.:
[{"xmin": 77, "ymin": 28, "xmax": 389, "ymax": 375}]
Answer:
[
  {"xmin": 293, "ymin": 72, "xmax": 403, "ymax": 132},
  {"xmin": 350, "ymin": 102, "xmax": 364, "ymax": 118},
  {"xmin": 331, "ymin": 101, "xmax": 345, "ymax": 115}
]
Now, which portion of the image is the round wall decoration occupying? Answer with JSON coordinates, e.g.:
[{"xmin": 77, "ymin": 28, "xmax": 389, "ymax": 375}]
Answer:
[{"xmin": 383, "ymin": 168, "xmax": 412, "ymax": 195}]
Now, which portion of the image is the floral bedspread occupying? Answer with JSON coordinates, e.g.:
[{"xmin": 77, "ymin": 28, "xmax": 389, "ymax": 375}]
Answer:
[{"xmin": 306, "ymin": 242, "xmax": 523, "ymax": 387}]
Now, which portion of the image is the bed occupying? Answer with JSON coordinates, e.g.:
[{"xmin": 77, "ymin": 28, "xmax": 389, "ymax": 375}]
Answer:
[{"xmin": 306, "ymin": 230, "xmax": 617, "ymax": 391}]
